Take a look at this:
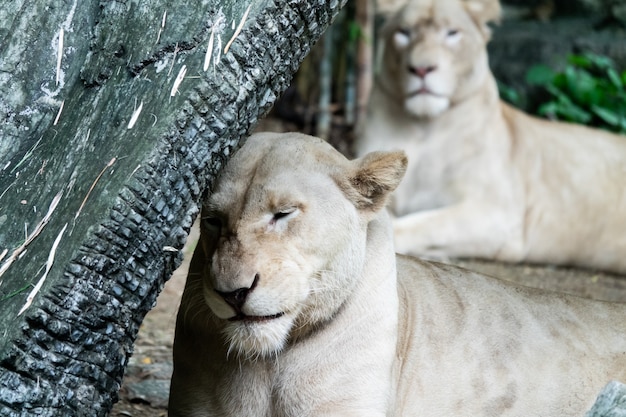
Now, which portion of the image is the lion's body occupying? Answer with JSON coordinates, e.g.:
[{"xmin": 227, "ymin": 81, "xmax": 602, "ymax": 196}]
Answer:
[
  {"xmin": 395, "ymin": 257, "xmax": 626, "ymax": 416},
  {"xmin": 169, "ymin": 132, "xmax": 626, "ymax": 417},
  {"xmin": 356, "ymin": 0, "xmax": 626, "ymax": 272}
]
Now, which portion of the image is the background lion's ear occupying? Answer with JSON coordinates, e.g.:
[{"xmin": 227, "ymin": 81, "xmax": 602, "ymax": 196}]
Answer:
[
  {"xmin": 376, "ymin": 0, "xmax": 408, "ymax": 18},
  {"xmin": 341, "ymin": 151, "xmax": 408, "ymax": 215},
  {"xmin": 462, "ymin": 0, "xmax": 501, "ymax": 38}
]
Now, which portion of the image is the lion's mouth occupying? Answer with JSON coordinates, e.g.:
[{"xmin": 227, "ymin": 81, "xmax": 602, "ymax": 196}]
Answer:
[
  {"xmin": 229, "ymin": 312, "xmax": 285, "ymax": 323},
  {"xmin": 406, "ymin": 87, "xmax": 441, "ymax": 98}
]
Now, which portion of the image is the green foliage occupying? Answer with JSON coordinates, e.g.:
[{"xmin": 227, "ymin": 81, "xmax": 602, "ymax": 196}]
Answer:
[
  {"xmin": 497, "ymin": 80, "xmax": 522, "ymax": 107},
  {"xmin": 526, "ymin": 53, "xmax": 626, "ymax": 134}
]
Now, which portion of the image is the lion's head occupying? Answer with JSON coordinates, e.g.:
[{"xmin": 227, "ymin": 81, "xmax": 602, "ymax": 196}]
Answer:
[
  {"xmin": 198, "ymin": 132, "xmax": 407, "ymax": 359},
  {"xmin": 378, "ymin": 0, "xmax": 500, "ymax": 118}
]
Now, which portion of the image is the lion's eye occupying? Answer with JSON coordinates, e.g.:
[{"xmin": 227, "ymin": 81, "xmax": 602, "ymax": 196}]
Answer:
[
  {"xmin": 203, "ymin": 217, "xmax": 223, "ymax": 230},
  {"xmin": 445, "ymin": 28, "xmax": 462, "ymax": 44},
  {"xmin": 393, "ymin": 29, "xmax": 411, "ymax": 49},
  {"xmin": 397, "ymin": 27, "xmax": 411, "ymax": 36},
  {"xmin": 269, "ymin": 207, "xmax": 298, "ymax": 229},
  {"xmin": 273, "ymin": 207, "xmax": 297, "ymax": 221},
  {"xmin": 273, "ymin": 211, "xmax": 291, "ymax": 221}
]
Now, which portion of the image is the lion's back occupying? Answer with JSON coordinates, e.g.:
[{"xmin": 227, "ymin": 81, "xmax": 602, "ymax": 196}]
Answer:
[{"xmin": 394, "ymin": 254, "xmax": 626, "ymax": 416}]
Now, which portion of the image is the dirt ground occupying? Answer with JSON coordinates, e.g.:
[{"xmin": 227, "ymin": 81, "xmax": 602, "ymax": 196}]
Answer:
[{"xmin": 109, "ymin": 218, "xmax": 626, "ymax": 417}]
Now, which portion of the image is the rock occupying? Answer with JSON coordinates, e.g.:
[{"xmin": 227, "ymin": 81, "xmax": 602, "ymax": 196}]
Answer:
[{"xmin": 585, "ymin": 381, "xmax": 626, "ymax": 417}]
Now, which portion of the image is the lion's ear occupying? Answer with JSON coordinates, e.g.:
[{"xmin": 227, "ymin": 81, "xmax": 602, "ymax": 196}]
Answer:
[
  {"xmin": 376, "ymin": 0, "xmax": 407, "ymax": 17},
  {"xmin": 462, "ymin": 0, "xmax": 501, "ymax": 38},
  {"xmin": 342, "ymin": 151, "xmax": 408, "ymax": 215}
]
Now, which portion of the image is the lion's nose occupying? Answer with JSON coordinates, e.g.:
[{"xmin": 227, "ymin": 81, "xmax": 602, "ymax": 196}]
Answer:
[
  {"xmin": 215, "ymin": 274, "xmax": 259, "ymax": 311},
  {"xmin": 408, "ymin": 65, "xmax": 436, "ymax": 78}
]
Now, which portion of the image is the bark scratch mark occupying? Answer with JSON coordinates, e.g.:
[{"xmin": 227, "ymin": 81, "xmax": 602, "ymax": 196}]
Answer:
[
  {"xmin": 204, "ymin": 14, "xmax": 225, "ymax": 72},
  {"xmin": 74, "ymin": 158, "xmax": 117, "ymax": 221},
  {"xmin": 53, "ymin": 101, "xmax": 64, "ymax": 126},
  {"xmin": 204, "ymin": 20, "xmax": 217, "ymax": 71},
  {"xmin": 18, "ymin": 223, "xmax": 68, "ymax": 316},
  {"xmin": 167, "ymin": 43, "xmax": 179, "ymax": 77},
  {"xmin": 56, "ymin": 28, "xmax": 64, "ymax": 86},
  {"xmin": 127, "ymin": 100, "xmax": 144, "ymax": 129},
  {"xmin": 156, "ymin": 11, "xmax": 167, "ymax": 44},
  {"xmin": 170, "ymin": 65, "xmax": 187, "ymax": 97},
  {"xmin": 224, "ymin": 5, "xmax": 252, "ymax": 55},
  {"xmin": 0, "ymin": 191, "xmax": 63, "ymax": 283}
]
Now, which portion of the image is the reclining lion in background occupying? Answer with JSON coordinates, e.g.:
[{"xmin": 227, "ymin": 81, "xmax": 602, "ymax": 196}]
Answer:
[
  {"xmin": 169, "ymin": 132, "xmax": 626, "ymax": 417},
  {"xmin": 355, "ymin": 0, "xmax": 626, "ymax": 273}
]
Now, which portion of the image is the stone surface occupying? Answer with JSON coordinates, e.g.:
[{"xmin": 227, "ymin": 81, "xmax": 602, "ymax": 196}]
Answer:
[{"xmin": 586, "ymin": 381, "xmax": 626, "ymax": 417}]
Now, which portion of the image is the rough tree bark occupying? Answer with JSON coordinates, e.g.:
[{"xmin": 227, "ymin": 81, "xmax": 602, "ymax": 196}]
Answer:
[{"xmin": 0, "ymin": 0, "xmax": 346, "ymax": 415}]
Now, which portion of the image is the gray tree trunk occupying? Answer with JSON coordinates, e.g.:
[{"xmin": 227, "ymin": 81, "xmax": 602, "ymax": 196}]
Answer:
[{"xmin": 0, "ymin": 0, "xmax": 345, "ymax": 415}]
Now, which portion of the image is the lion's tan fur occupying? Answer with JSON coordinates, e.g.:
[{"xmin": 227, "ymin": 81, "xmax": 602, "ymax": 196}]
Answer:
[
  {"xmin": 356, "ymin": 0, "xmax": 626, "ymax": 273},
  {"xmin": 169, "ymin": 132, "xmax": 626, "ymax": 417}
]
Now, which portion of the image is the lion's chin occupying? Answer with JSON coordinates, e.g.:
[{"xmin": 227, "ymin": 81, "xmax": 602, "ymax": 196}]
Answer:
[
  {"xmin": 404, "ymin": 94, "xmax": 450, "ymax": 119},
  {"xmin": 223, "ymin": 315, "xmax": 293, "ymax": 360}
]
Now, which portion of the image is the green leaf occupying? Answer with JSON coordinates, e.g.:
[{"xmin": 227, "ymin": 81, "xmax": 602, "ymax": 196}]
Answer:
[
  {"xmin": 545, "ymin": 83, "xmax": 570, "ymax": 102},
  {"xmin": 497, "ymin": 80, "xmax": 520, "ymax": 105},
  {"xmin": 570, "ymin": 53, "xmax": 614, "ymax": 71},
  {"xmin": 526, "ymin": 64, "xmax": 555, "ymax": 86},
  {"xmin": 537, "ymin": 102, "xmax": 559, "ymax": 119},
  {"xmin": 1, "ymin": 284, "xmax": 32, "ymax": 301},
  {"xmin": 347, "ymin": 21, "xmax": 361, "ymax": 42},
  {"xmin": 551, "ymin": 72, "xmax": 567, "ymax": 89},
  {"xmin": 526, "ymin": 52, "xmax": 626, "ymax": 134},
  {"xmin": 567, "ymin": 54, "xmax": 593, "ymax": 68},
  {"xmin": 586, "ymin": 53, "xmax": 615, "ymax": 71},
  {"xmin": 591, "ymin": 105, "xmax": 621, "ymax": 127},
  {"xmin": 608, "ymin": 68, "xmax": 623, "ymax": 90},
  {"xmin": 555, "ymin": 97, "xmax": 593, "ymax": 124},
  {"xmin": 564, "ymin": 67, "xmax": 597, "ymax": 104}
]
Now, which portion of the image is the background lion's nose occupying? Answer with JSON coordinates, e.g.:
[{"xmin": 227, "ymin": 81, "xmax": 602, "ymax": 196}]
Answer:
[
  {"xmin": 215, "ymin": 274, "xmax": 259, "ymax": 311},
  {"xmin": 409, "ymin": 65, "xmax": 437, "ymax": 78}
]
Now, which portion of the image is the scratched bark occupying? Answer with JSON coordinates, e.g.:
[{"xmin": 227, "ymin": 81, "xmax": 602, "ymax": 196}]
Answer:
[{"xmin": 0, "ymin": 0, "xmax": 345, "ymax": 415}]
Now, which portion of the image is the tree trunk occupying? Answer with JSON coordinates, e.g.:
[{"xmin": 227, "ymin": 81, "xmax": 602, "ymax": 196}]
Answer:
[{"xmin": 0, "ymin": 0, "xmax": 345, "ymax": 415}]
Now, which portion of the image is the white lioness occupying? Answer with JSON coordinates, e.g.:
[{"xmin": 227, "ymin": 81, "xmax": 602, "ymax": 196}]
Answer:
[
  {"xmin": 356, "ymin": 0, "xmax": 626, "ymax": 273},
  {"xmin": 169, "ymin": 132, "xmax": 626, "ymax": 417}
]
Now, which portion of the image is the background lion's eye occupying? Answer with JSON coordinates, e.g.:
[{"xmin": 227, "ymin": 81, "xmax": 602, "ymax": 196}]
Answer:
[
  {"xmin": 445, "ymin": 29, "xmax": 462, "ymax": 44},
  {"xmin": 397, "ymin": 27, "xmax": 411, "ymax": 36},
  {"xmin": 444, "ymin": 28, "xmax": 462, "ymax": 46},
  {"xmin": 393, "ymin": 29, "xmax": 411, "ymax": 49}
]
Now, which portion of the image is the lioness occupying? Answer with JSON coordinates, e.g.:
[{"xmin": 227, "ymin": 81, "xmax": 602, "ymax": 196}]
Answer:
[
  {"xmin": 355, "ymin": 0, "xmax": 626, "ymax": 273},
  {"xmin": 169, "ymin": 132, "xmax": 626, "ymax": 417}
]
